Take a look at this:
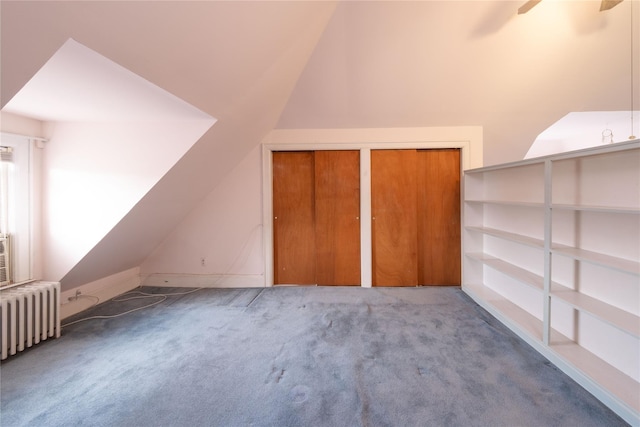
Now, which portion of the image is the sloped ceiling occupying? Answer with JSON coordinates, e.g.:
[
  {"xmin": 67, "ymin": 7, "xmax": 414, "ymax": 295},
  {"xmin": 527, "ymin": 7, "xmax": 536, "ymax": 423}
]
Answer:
[
  {"xmin": 277, "ymin": 0, "xmax": 640, "ymax": 165},
  {"xmin": 3, "ymin": 39, "xmax": 217, "ymax": 282},
  {"xmin": 1, "ymin": 0, "xmax": 337, "ymax": 289},
  {"xmin": 1, "ymin": 1, "xmax": 638, "ymax": 289},
  {"xmin": 3, "ymin": 38, "xmax": 215, "ymax": 122}
]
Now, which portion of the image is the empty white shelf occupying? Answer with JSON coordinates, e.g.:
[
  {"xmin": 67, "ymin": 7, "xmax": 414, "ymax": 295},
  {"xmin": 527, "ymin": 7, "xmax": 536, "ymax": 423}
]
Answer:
[
  {"xmin": 552, "ymin": 244, "xmax": 640, "ymax": 276},
  {"xmin": 466, "ymin": 200, "xmax": 545, "ymax": 208},
  {"xmin": 465, "ymin": 226, "xmax": 544, "ymax": 249},
  {"xmin": 551, "ymin": 204, "xmax": 640, "ymax": 215},
  {"xmin": 550, "ymin": 341, "xmax": 640, "ymax": 415},
  {"xmin": 551, "ymin": 284, "xmax": 640, "ymax": 338},
  {"xmin": 464, "ymin": 282, "xmax": 543, "ymax": 342},
  {"xmin": 466, "ymin": 253, "xmax": 544, "ymax": 291}
]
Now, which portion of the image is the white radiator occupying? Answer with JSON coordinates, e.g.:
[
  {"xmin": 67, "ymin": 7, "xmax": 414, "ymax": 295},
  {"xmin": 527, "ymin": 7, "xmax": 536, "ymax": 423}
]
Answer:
[{"xmin": 0, "ymin": 281, "xmax": 61, "ymax": 360}]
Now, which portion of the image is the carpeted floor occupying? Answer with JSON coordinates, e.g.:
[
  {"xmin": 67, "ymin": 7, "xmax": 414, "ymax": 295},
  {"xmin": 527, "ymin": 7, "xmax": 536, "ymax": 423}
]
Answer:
[{"xmin": 0, "ymin": 286, "xmax": 628, "ymax": 426}]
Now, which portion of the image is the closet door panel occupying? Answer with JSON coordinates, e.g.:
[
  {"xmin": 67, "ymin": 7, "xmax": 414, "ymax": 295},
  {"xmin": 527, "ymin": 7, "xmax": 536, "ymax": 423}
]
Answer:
[
  {"xmin": 418, "ymin": 149, "xmax": 461, "ymax": 285},
  {"xmin": 273, "ymin": 151, "xmax": 316, "ymax": 285},
  {"xmin": 315, "ymin": 150, "xmax": 361, "ymax": 285},
  {"xmin": 371, "ymin": 149, "xmax": 419, "ymax": 286}
]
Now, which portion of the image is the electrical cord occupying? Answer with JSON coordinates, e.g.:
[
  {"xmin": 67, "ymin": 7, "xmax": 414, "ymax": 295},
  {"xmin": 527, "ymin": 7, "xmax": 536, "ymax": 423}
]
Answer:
[
  {"xmin": 77, "ymin": 294, "xmax": 100, "ymax": 307},
  {"xmin": 62, "ymin": 223, "xmax": 263, "ymax": 328},
  {"xmin": 61, "ymin": 288, "xmax": 203, "ymax": 328}
]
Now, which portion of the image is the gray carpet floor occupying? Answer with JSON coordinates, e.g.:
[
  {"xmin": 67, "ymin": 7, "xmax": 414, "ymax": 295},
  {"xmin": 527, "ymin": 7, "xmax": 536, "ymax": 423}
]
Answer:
[{"xmin": 0, "ymin": 286, "xmax": 628, "ymax": 426}]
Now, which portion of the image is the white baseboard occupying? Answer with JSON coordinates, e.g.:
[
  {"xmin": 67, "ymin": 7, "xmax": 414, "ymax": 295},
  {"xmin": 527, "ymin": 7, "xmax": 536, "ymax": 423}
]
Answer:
[
  {"xmin": 141, "ymin": 273, "xmax": 264, "ymax": 288},
  {"xmin": 60, "ymin": 267, "xmax": 141, "ymax": 320}
]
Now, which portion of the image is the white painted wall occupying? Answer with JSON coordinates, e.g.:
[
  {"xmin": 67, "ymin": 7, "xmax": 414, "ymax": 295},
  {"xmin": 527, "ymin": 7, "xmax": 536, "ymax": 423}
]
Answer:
[
  {"xmin": 263, "ymin": 127, "xmax": 483, "ymax": 169},
  {"xmin": 277, "ymin": 1, "xmax": 639, "ymax": 166},
  {"xmin": 0, "ymin": 112, "xmax": 44, "ymax": 137},
  {"xmin": 1, "ymin": 5, "xmax": 334, "ymax": 291},
  {"xmin": 140, "ymin": 145, "xmax": 264, "ymax": 287},
  {"xmin": 141, "ymin": 126, "xmax": 481, "ymax": 287},
  {"xmin": 4, "ymin": 39, "xmax": 217, "ymax": 285},
  {"xmin": 41, "ymin": 119, "xmax": 213, "ymax": 281}
]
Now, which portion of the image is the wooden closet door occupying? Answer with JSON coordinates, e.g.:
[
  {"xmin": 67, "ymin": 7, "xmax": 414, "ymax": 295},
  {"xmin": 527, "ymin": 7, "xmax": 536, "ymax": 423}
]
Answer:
[
  {"xmin": 273, "ymin": 151, "xmax": 316, "ymax": 285},
  {"xmin": 371, "ymin": 150, "xmax": 418, "ymax": 286},
  {"xmin": 417, "ymin": 149, "xmax": 461, "ymax": 285},
  {"xmin": 315, "ymin": 150, "xmax": 360, "ymax": 286}
]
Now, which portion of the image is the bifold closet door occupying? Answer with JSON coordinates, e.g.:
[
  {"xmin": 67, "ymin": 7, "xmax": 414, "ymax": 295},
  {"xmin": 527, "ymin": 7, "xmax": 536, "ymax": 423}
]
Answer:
[
  {"xmin": 417, "ymin": 149, "xmax": 461, "ymax": 285},
  {"xmin": 273, "ymin": 151, "xmax": 316, "ymax": 285},
  {"xmin": 273, "ymin": 150, "xmax": 360, "ymax": 286},
  {"xmin": 371, "ymin": 150, "xmax": 419, "ymax": 286}
]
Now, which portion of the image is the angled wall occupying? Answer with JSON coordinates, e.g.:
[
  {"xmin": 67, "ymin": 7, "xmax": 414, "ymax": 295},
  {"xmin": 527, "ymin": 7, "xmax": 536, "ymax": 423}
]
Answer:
[
  {"xmin": 1, "ymin": 2, "xmax": 338, "ymax": 291},
  {"xmin": 3, "ymin": 39, "xmax": 216, "ymax": 284},
  {"xmin": 140, "ymin": 126, "xmax": 482, "ymax": 287},
  {"xmin": 140, "ymin": 145, "xmax": 264, "ymax": 287},
  {"xmin": 41, "ymin": 119, "xmax": 214, "ymax": 281},
  {"xmin": 276, "ymin": 1, "xmax": 639, "ymax": 166}
]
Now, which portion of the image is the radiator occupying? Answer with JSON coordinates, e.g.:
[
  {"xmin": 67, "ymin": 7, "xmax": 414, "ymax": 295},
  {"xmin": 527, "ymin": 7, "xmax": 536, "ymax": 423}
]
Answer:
[{"xmin": 0, "ymin": 281, "xmax": 61, "ymax": 360}]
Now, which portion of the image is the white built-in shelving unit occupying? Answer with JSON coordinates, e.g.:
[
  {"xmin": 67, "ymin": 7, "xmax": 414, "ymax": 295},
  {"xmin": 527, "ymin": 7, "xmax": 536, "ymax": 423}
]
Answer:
[{"xmin": 462, "ymin": 140, "xmax": 640, "ymax": 425}]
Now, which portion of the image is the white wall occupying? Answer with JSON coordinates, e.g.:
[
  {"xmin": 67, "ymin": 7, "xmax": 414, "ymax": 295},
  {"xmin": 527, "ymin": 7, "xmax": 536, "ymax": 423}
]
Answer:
[
  {"xmin": 276, "ymin": 1, "xmax": 639, "ymax": 166},
  {"xmin": 1, "ymin": 5, "xmax": 334, "ymax": 291},
  {"xmin": 41, "ymin": 119, "xmax": 212, "ymax": 281},
  {"xmin": 140, "ymin": 145, "xmax": 264, "ymax": 287},
  {"xmin": 263, "ymin": 127, "xmax": 483, "ymax": 169},
  {"xmin": 141, "ymin": 126, "xmax": 481, "ymax": 287},
  {"xmin": 0, "ymin": 112, "xmax": 44, "ymax": 137}
]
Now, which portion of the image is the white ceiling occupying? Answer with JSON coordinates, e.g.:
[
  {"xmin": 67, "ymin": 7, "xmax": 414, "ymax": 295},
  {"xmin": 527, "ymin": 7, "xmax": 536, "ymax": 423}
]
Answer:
[{"xmin": 3, "ymin": 39, "xmax": 214, "ymax": 122}]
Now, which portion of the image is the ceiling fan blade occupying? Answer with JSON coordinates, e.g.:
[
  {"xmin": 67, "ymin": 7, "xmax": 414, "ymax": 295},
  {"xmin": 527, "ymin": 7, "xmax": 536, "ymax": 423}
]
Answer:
[
  {"xmin": 518, "ymin": 0, "xmax": 542, "ymax": 15},
  {"xmin": 600, "ymin": 0, "xmax": 624, "ymax": 11}
]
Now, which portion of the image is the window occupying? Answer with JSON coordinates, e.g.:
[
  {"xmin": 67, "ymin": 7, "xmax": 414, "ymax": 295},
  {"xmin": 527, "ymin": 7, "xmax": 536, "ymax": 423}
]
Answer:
[
  {"xmin": 525, "ymin": 111, "xmax": 640, "ymax": 159},
  {"xmin": 0, "ymin": 133, "xmax": 40, "ymax": 286}
]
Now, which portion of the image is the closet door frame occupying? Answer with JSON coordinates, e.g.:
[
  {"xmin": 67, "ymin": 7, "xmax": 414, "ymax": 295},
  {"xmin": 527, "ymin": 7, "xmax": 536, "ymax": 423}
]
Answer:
[{"xmin": 263, "ymin": 140, "xmax": 475, "ymax": 288}]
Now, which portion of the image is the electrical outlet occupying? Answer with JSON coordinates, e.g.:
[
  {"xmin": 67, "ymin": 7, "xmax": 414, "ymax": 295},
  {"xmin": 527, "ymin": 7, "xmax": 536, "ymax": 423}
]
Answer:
[{"xmin": 200, "ymin": 257, "xmax": 206, "ymax": 266}]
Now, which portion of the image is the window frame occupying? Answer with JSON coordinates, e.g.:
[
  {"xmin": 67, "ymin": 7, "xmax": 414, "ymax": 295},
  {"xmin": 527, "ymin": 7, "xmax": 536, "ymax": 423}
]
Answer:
[{"xmin": 0, "ymin": 132, "xmax": 44, "ymax": 286}]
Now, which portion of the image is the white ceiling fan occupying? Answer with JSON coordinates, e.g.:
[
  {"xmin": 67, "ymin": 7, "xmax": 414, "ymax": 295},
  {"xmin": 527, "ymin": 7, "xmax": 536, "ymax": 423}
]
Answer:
[{"xmin": 518, "ymin": 0, "xmax": 624, "ymax": 14}]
